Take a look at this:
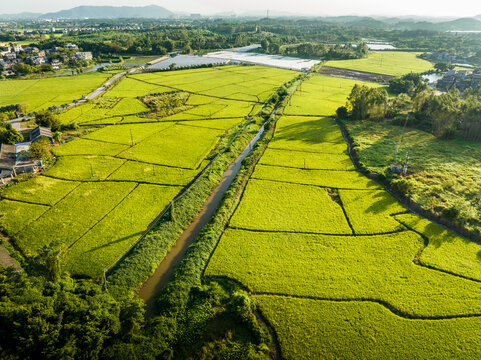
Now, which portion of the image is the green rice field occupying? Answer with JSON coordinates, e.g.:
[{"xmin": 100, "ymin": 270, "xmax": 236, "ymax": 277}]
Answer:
[
  {"xmin": 205, "ymin": 73, "xmax": 481, "ymax": 359},
  {"xmin": 324, "ymin": 51, "xmax": 433, "ymax": 76},
  {"xmin": 0, "ymin": 72, "xmax": 111, "ymax": 112},
  {"xmin": 0, "ymin": 65, "xmax": 297, "ymax": 278}
]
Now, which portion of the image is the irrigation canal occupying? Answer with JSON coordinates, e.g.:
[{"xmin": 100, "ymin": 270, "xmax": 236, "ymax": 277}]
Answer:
[{"xmin": 138, "ymin": 124, "xmax": 266, "ymax": 317}]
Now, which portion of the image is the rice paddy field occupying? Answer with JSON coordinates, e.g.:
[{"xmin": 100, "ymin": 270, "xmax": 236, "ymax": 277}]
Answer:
[
  {"xmin": 283, "ymin": 74, "xmax": 383, "ymax": 116},
  {"xmin": 324, "ymin": 51, "xmax": 434, "ymax": 76},
  {"xmin": 0, "ymin": 65, "xmax": 297, "ymax": 278},
  {"xmin": 0, "ymin": 72, "xmax": 111, "ymax": 112},
  {"xmin": 205, "ymin": 73, "xmax": 481, "ymax": 359}
]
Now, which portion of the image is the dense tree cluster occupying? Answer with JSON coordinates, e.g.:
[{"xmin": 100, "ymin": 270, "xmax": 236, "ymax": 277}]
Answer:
[
  {"xmin": 261, "ymin": 40, "xmax": 369, "ymax": 60},
  {"xmin": 0, "ymin": 122, "xmax": 23, "ymax": 144},
  {"xmin": 388, "ymin": 73, "xmax": 423, "ymax": 95},
  {"xmin": 342, "ymin": 83, "xmax": 481, "ymax": 141}
]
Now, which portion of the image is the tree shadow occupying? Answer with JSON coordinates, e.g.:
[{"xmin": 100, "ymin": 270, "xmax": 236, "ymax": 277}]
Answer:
[
  {"xmin": 84, "ymin": 231, "xmax": 144, "ymax": 253},
  {"xmin": 274, "ymin": 118, "xmax": 344, "ymax": 145}
]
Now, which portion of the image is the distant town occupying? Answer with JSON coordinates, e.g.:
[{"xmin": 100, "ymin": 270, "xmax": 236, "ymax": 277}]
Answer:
[{"xmin": 1, "ymin": 38, "xmax": 92, "ymax": 77}]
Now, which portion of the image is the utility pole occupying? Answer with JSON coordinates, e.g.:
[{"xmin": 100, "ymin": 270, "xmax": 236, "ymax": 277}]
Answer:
[
  {"xmin": 403, "ymin": 152, "xmax": 410, "ymax": 176},
  {"xmin": 90, "ymin": 163, "xmax": 93, "ymax": 177},
  {"xmin": 130, "ymin": 128, "xmax": 134, "ymax": 146},
  {"xmin": 395, "ymin": 114, "xmax": 409, "ymax": 164}
]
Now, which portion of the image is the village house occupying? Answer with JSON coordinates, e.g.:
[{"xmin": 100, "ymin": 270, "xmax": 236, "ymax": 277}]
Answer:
[
  {"xmin": 29, "ymin": 126, "xmax": 53, "ymax": 143},
  {"xmin": 25, "ymin": 56, "xmax": 46, "ymax": 66},
  {"xmin": 75, "ymin": 52, "xmax": 93, "ymax": 60},
  {"xmin": 437, "ymin": 70, "xmax": 481, "ymax": 92},
  {"xmin": 0, "ymin": 143, "xmax": 39, "ymax": 180},
  {"xmin": 50, "ymin": 59, "xmax": 62, "ymax": 70},
  {"xmin": 65, "ymin": 44, "xmax": 79, "ymax": 50},
  {"xmin": 4, "ymin": 53, "xmax": 16, "ymax": 61},
  {"xmin": 12, "ymin": 44, "xmax": 23, "ymax": 53}
]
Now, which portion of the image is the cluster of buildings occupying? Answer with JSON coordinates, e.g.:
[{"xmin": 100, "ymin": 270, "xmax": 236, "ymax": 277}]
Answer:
[
  {"xmin": 0, "ymin": 42, "xmax": 92, "ymax": 76},
  {"xmin": 437, "ymin": 70, "xmax": 481, "ymax": 92},
  {"xmin": 425, "ymin": 51, "xmax": 471, "ymax": 67},
  {"xmin": 0, "ymin": 126, "xmax": 53, "ymax": 181}
]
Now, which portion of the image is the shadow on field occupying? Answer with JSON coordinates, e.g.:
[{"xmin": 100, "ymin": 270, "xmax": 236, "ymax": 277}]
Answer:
[
  {"xmin": 274, "ymin": 119, "xmax": 343, "ymax": 145},
  {"xmin": 85, "ymin": 231, "xmax": 143, "ymax": 253}
]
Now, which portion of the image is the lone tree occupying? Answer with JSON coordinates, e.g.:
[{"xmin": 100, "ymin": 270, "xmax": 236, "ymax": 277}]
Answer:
[{"xmin": 29, "ymin": 139, "xmax": 52, "ymax": 161}]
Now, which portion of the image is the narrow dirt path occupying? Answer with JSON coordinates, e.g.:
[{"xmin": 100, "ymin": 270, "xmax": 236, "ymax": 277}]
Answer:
[{"xmin": 0, "ymin": 244, "xmax": 20, "ymax": 271}]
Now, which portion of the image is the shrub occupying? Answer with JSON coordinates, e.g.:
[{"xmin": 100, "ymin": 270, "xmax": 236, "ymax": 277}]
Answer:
[{"xmin": 336, "ymin": 106, "xmax": 349, "ymax": 119}]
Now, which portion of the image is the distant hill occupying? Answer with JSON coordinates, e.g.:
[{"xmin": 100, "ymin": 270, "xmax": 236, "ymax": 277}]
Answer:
[
  {"xmin": 418, "ymin": 18, "xmax": 481, "ymax": 31},
  {"xmin": 0, "ymin": 12, "xmax": 41, "ymax": 20},
  {"xmin": 40, "ymin": 5, "xmax": 173, "ymax": 19}
]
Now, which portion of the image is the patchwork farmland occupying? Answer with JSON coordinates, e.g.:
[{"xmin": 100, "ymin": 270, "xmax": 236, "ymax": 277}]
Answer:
[
  {"xmin": 0, "ymin": 65, "xmax": 297, "ymax": 278},
  {"xmin": 205, "ymin": 74, "xmax": 481, "ymax": 359},
  {"xmin": 0, "ymin": 72, "xmax": 111, "ymax": 112}
]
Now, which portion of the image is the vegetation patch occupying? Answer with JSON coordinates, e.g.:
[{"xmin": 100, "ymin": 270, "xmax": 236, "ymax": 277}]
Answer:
[
  {"xmin": 45, "ymin": 156, "xmax": 126, "ymax": 181},
  {"xmin": 259, "ymin": 148, "xmax": 354, "ymax": 170},
  {"xmin": 0, "ymin": 72, "xmax": 110, "ymax": 112},
  {"xmin": 396, "ymin": 213, "xmax": 481, "ymax": 281},
  {"xmin": 66, "ymin": 184, "xmax": 182, "ymax": 277},
  {"xmin": 207, "ymin": 229, "xmax": 481, "ymax": 317},
  {"xmin": 15, "ymin": 182, "xmax": 136, "ymax": 256},
  {"xmin": 0, "ymin": 200, "xmax": 49, "ymax": 235},
  {"xmin": 117, "ymin": 124, "xmax": 224, "ymax": 169}
]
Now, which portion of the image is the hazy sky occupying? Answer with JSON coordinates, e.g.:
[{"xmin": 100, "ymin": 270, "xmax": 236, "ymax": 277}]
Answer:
[{"xmin": 3, "ymin": 0, "xmax": 481, "ymax": 17}]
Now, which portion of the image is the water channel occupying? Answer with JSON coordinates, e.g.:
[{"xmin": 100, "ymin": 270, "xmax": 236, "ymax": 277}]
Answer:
[{"xmin": 138, "ymin": 124, "xmax": 266, "ymax": 317}]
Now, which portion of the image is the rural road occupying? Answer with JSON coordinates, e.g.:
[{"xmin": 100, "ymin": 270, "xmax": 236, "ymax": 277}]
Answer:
[
  {"xmin": 7, "ymin": 65, "xmax": 141, "ymax": 130},
  {"xmin": 84, "ymin": 70, "xmax": 129, "ymax": 100}
]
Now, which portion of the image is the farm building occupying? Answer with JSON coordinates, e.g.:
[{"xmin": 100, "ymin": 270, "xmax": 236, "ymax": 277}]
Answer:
[
  {"xmin": 30, "ymin": 126, "xmax": 53, "ymax": 143},
  {"xmin": 0, "ymin": 142, "xmax": 41, "ymax": 180},
  {"xmin": 0, "ymin": 144, "xmax": 16, "ymax": 178}
]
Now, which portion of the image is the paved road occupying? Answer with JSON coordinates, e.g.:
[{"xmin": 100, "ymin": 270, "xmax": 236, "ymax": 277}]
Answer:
[{"xmin": 84, "ymin": 70, "xmax": 129, "ymax": 100}]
